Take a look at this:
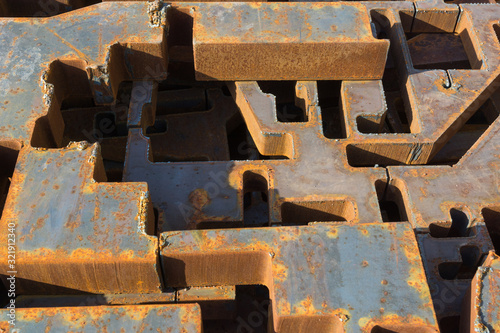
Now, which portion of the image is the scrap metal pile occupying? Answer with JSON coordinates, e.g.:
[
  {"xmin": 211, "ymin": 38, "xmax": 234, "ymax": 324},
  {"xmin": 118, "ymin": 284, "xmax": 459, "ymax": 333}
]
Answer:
[{"xmin": 0, "ymin": 0, "xmax": 499, "ymax": 331}]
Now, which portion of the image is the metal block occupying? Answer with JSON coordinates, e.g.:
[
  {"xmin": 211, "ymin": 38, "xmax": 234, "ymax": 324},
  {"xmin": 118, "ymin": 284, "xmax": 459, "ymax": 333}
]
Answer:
[
  {"xmin": 161, "ymin": 222, "xmax": 439, "ymax": 332},
  {"xmin": 0, "ymin": 1, "xmax": 167, "ymax": 146},
  {"xmin": 193, "ymin": 3, "xmax": 389, "ymax": 80},
  {"xmin": 460, "ymin": 251, "xmax": 500, "ymax": 332},
  {"xmin": 177, "ymin": 286, "xmax": 236, "ymax": 302},
  {"xmin": 0, "ymin": 1, "xmax": 498, "ymax": 332},
  {"xmin": 0, "ymin": 143, "xmax": 161, "ymax": 294},
  {"xmin": 413, "ymin": 0, "xmax": 460, "ymax": 33},
  {"xmin": 0, "ymin": 304, "xmax": 203, "ymax": 332}
]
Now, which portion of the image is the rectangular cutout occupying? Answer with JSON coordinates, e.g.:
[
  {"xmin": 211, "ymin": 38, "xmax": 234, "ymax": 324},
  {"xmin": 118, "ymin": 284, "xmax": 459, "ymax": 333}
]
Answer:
[
  {"xmin": 0, "ymin": 143, "xmax": 20, "ymax": 220},
  {"xmin": 406, "ymin": 33, "xmax": 472, "ymax": 70},
  {"xmin": 243, "ymin": 171, "xmax": 270, "ymax": 227},
  {"xmin": 375, "ymin": 179, "xmax": 408, "ymax": 222},
  {"xmin": 258, "ymin": 81, "xmax": 307, "ymax": 123},
  {"xmin": 482, "ymin": 207, "xmax": 500, "ymax": 252},
  {"xmin": 281, "ymin": 200, "xmax": 355, "ymax": 225},
  {"xmin": 319, "ymin": 81, "xmax": 344, "ymax": 139}
]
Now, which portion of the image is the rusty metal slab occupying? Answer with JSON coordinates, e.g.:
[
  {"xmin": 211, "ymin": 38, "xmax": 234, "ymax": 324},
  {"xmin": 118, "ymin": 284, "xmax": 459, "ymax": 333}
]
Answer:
[
  {"xmin": 124, "ymin": 80, "xmax": 388, "ymax": 232},
  {"xmin": 0, "ymin": 1, "xmax": 499, "ymax": 332},
  {"xmin": 407, "ymin": 33, "xmax": 471, "ymax": 69},
  {"xmin": 192, "ymin": 3, "xmax": 389, "ymax": 80},
  {"xmin": 417, "ymin": 224, "xmax": 494, "ymax": 320},
  {"xmin": 0, "ymin": 1, "xmax": 167, "ymax": 146},
  {"xmin": 0, "ymin": 304, "xmax": 203, "ymax": 332},
  {"xmin": 161, "ymin": 222, "xmax": 439, "ymax": 332},
  {"xmin": 0, "ymin": 0, "xmax": 100, "ymax": 17},
  {"xmin": 182, "ymin": 2, "xmax": 500, "ymax": 173},
  {"xmin": 0, "ymin": 142, "xmax": 161, "ymax": 294},
  {"xmin": 342, "ymin": 5, "xmax": 500, "ymax": 165},
  {"xmin": 460, "ymin": 251, "xmax": 500, "ymax": 332},
  {"xmin": 177, "ymin": 285, "xmax": 235, "ymax": 302}
]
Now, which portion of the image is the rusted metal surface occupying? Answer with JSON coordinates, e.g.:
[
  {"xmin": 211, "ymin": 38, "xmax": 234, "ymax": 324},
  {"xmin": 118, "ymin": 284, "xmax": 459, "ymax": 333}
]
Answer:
[
  {"xmin": 193, "ymin": 3, "xmax": 389, "ymax": 81},
  {"xmin": 344, "ymin": 4, "xmax": 500, "ymax": 165},
  {"xmin": 161, "ymin": 222, "xmax": 439, "ymax": 332},
  {"xmin": 0, "ymin": 1, "xmax": 498, "ymax": 332},
  {"xmin": 0, "ymin": 143, "xmax": 161, "ymax": 294},
  {"xmin": 0, "ymin": 304, "xmax": 203, "ymax": 332},
  {"xmin": 0, "ymin": 1, "xmax": 167, "ymax": 145},
  {"xmin": 417, "ymin": 224, "xmax": 494, "ymax": 321},
  {"xmin": 0, "ymin": 0, "xmax": 100, "ymax": 17},
  {"xmin": 407, "ymin": 33, "xmax": 471, "ymax": 69},
  {"xmin": 460, "ymin": 251, "xmax": 500, "ymax": 332}
]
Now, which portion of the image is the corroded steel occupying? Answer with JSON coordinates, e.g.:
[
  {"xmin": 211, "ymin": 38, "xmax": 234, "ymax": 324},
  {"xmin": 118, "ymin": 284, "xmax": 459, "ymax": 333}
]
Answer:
[
  {"xmin": 193, "ymin": 3, "xmax": 390, "ymax": 80},
  {"xmin": 461, "ymin": 252, "xmax": 500, "ymax": 331},
  {"xmin": 0, "ymin": 143, "xmax": 161, "ymax": 294},
  {"xmin": 0, "ymin": 304, "xmax": 203, "ymax": 332},
  {"xmin": 0, "ymin": 1, "xmax": 168, "ymax": 145},
  {"xmin": 161, "ymin": 222, "xmax": 438, "ymax": 332},
  {"xmin": 0, "ymin": 1, "xmax": 498, "ymax": 332}
]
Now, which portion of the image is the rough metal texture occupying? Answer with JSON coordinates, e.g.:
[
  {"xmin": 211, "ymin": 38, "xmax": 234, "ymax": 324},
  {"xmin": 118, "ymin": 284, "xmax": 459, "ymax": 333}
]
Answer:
[
  {"xmin": 162, "ymin": 223, "xmax": 438, "ymax": 331},
  {"xmin": 193, "ymin": 3, "xmax": 389, "ymax": 80},
  {"xmin": 0, "ymin": 0, "xmax": 499, "ymax": 332},
  {"xmin": 0, "ymin": 304, "xmax": 203, "ymax": 332},
  {"xmin": 0, "ymin": 143, "xmax": 161, "ymax": 294},
  {"xmin": 460, "ymin": 251, "xmax": 500, "ymax": 332}
]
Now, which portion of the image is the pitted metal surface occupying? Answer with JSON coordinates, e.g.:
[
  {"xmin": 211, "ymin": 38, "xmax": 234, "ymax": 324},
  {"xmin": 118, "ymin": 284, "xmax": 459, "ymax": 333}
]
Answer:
[{"xmin": 0, "ymin": 0, "xmax": 499, "ymax": 332}]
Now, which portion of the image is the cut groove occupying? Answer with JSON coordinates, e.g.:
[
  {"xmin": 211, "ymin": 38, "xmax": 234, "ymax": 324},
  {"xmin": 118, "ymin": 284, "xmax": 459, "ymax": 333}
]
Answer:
[
  {"xmin": 0, "ymin": 143, "xmax": 20, "ymax": 220},
  {"xmin": 429, "ymin": 208, "xmax": 472, "ymax": 238},
  {"xmin": 281, "ymin": 200, "xmax": 354, "ymax": 225},
  {"xmin": 375, "ymin": 179, "xmax": 408, "ymax": 222}
]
